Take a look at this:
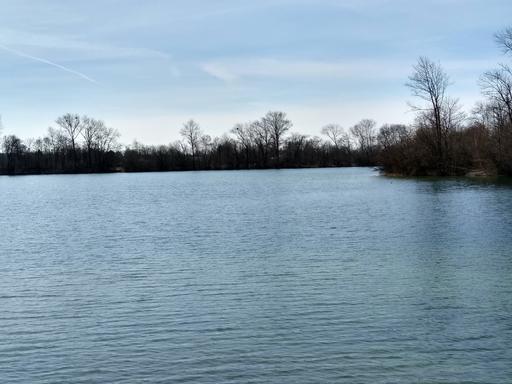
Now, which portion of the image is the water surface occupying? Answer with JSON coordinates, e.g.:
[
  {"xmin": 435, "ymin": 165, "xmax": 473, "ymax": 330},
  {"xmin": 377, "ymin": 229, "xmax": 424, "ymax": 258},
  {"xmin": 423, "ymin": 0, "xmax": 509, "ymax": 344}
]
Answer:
[{"xmin": 1, "ymin": 168, "xmax": 511, "ymax": 383}]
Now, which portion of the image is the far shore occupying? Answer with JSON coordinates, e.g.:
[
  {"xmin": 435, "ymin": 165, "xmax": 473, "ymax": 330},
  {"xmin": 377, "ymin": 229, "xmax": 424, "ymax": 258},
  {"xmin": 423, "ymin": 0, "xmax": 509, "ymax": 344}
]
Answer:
[{"xmin": 2, "ymin": 166, "xmax": 512, "ymax": 182}]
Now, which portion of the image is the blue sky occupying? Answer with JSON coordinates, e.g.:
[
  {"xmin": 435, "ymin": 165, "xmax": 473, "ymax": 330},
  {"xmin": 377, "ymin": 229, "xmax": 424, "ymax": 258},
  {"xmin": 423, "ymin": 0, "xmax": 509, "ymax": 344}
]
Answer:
[{"xmin": 0, "ymin": 0, "xmax": 511, "ymax": 144}]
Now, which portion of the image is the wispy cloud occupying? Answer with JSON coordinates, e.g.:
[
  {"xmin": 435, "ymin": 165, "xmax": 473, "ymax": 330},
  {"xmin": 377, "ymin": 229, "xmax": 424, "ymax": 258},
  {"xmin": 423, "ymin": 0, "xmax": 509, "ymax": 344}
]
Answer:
[
  {"xmin": 0, "ymin": 27, "xmax": 173, "ymax": 61},
  {"xmin": 0, "ymin": 43, "xmax": 98, "ymax": 84},
  {"xmin": 201, "ymin": 57, "xmax": 501, "ymax": 83},
  {"xmin": 201, "ymin": 58, "xmax": 410, "ymax": 82}
]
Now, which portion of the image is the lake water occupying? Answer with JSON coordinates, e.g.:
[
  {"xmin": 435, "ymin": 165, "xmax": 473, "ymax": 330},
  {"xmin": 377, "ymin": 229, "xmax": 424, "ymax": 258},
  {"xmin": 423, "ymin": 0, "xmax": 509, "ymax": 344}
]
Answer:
[{"xmin": 1, "ymin": 168, "xmax": 511, "ymax": 383}]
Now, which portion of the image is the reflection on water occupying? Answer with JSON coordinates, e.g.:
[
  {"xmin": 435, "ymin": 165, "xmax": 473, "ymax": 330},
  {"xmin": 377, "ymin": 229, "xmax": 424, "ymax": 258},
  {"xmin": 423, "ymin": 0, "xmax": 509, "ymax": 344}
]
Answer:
[{"xmin": 0, "ymin": 168, "xmax": 511, "ymax": 383}]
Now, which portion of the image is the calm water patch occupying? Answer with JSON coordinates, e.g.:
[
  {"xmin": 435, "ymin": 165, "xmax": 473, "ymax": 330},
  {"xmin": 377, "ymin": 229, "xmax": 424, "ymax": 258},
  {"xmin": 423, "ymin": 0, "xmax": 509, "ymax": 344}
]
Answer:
[{"xmin": 1, "ymin": 168, "xmax": 511, "ymax": 383}]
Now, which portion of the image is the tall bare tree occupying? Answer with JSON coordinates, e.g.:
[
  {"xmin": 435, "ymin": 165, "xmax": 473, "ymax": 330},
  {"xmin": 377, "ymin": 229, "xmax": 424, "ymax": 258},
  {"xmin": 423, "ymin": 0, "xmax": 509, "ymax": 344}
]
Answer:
[
  {"xmin": 253, "ymin": 119, "xmax": 272, "ymax": 167},
  {"xmin": 350, "ymin": 119, "xmax": 377, "ymax": 164},
  {"xmin": 56, "ymin": 113, "xmax": 82, "ymax": 169},
  {"xmin": 260, "ymin": 111, "xmax": 292, "ymax": 166},
  {"xmin": 180, "ymin": 119, "xmax": 202, "ymax": 170},
  {"xmin": 231, "ymin": 122, "xmax": 256, "ymax": 169},
  {"xmin": 81, "ymin": 116, "xmax": 103, "ymax": 169},
  {"xmin": 96, "ymin": 125, "xmax": 120, "ymax": 169},
  {"xmin": 3, "ymin": 135, "xmax": 25, "ymax": 173},
  {"xmin": 406, "ymin": 57, "xmax": 451, "ymax": 168}
]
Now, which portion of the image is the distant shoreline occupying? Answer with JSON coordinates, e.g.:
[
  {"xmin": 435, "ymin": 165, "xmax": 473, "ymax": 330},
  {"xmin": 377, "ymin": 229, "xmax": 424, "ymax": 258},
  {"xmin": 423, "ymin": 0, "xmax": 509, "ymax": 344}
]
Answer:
[
  {"xmin": 2, "ymin": 166, "xmax": 511, "ymax": 181},
  {"xmin": 0, "ymin": 165, "xmax": 368, "ymax": 177}
]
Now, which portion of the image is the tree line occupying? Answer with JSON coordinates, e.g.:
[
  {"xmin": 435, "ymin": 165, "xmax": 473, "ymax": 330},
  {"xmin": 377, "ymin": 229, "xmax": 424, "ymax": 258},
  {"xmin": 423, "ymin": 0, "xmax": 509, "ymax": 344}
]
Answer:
[
  {"xmin": 0, "ymin": 115, "xmax": 121, "ymax": 175},
  {"xmin": 0, "ymin": 110, "xmax": 376, "ymax": 175},
  {"xmin": 1, "ymin": 27, "xmax": 512, "ymax": 176}
]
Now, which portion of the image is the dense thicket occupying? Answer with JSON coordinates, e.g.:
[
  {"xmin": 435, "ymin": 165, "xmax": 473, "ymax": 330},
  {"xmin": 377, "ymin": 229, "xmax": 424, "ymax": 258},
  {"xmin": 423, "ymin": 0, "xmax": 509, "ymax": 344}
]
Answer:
[{"xmin": 1, "ymin": 28, "xmax": 512, "ymax": 177}]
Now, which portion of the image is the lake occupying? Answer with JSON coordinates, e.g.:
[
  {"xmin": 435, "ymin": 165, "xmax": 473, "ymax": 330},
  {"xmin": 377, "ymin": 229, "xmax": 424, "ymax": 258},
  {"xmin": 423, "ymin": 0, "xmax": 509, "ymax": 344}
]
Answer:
[{"xmin": 1, "ymin": 168, "xmax": 511, "ymax": 383}]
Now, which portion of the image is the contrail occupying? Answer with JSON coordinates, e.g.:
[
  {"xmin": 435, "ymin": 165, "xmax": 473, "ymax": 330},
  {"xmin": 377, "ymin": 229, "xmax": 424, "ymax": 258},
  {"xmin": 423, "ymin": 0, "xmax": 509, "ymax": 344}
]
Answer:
[{"xmin": 0, "ymin": 43, "xmax": 98, "ymax": 84}]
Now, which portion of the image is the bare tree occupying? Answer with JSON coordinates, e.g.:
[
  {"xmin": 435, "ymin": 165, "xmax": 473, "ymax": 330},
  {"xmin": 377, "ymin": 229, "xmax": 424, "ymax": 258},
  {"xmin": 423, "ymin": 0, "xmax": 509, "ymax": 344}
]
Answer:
[
  {"xmin": 47, "ymin": 127, "xmax": 68, "ymax": 152},
  {"xmin": 199, "ymin": 134, "xmax": 212, "ymax": 153},
  {"xmin": 3, "ymin": 135, "xmax": 25, "ymax": 173},
  {"xmin": 350, "ymin": 119, "xmax": 377, "ymax": 164},
  {"xmin": 406, "ymin": 57, "xmax": 451, "ymax": 167},
  {"xmin": 45, "ymin": 126, "xmax": 68, "ymax": 170},
  {"xmin": 199, "ymin": 134, "xmax": 212, "ymax": 168},
  {"xmin": 24, "ymin": 138, "xmax": 35, "ymax": 153},
  {"xmin": 171, "ymin": 139, "xmax": 188, "ymax": 155},
  {"xmin": 97, "ymin": 126, "xmax": 119, "ymax": 153},
  {"xmin": 81, "ymin": 116, "xmax": 103, "ymax": 169},
  {"xmin": 441, "ymin": 97, "xmax": 466, "ymax": 132},
  {"xmin": 231, "ymin": 122, "xmax": 256, "ymax": 169},
  {"xmin": 96, "ymin": 125, "xmax": 120, "ymax": 169},
  {"xmin": 496, "ymin": 27, "xmax": 512, "ymax": 55},
  {"xmin": 56, "ymin": 113, "xmax": 82, "ymax": 169},
  {"xmin": 286, "ymin": 133, "xmax": 308, "ymax": 165},
  {"xmin": 180, "ymin": 119, "xmax": 202, "ymax": 170},
  {"xmin": 480, "ymin": 65, "xmax": 512, "ymax": 124},
  {"xmin": 378, "ymin": 124, "xmax": 410, "ymax": 150},
  {"xmin": 253, "ymin": 119, "xmax": 272, "ymax": 167},
  {"xmin": 231, "ymin": 122, "xmax": 254, "ymax": 148},
  {"xmin": 260, "ymin": 111, "xmax": 292, "ymax": 166},
  {"xmin": 321, "ymin": 124, "xmax": 351, "ymax": 150},
  {"xmin": 377, "ymin": 124, "xmax": 412, "ymax": 172}
]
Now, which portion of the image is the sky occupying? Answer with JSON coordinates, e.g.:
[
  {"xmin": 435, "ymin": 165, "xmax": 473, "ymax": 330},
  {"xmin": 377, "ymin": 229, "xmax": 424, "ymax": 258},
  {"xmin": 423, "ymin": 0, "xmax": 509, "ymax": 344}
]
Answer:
[{"xmin": 0, "ymin": 0, "xmax": 511, "ymax": 144}]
